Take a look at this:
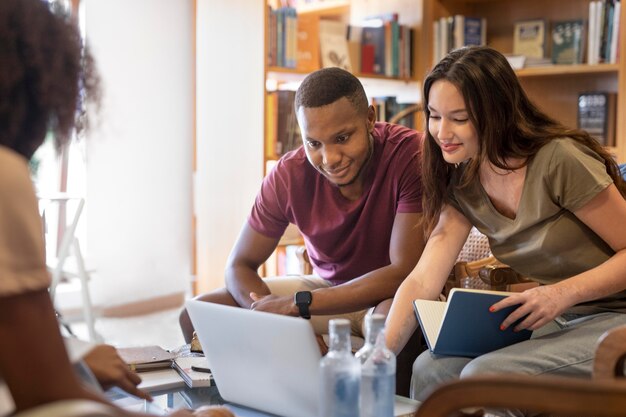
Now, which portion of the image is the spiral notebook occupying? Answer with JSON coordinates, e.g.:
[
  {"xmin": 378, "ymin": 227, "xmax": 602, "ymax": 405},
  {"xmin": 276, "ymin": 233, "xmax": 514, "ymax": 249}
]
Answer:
[{"xmin": 172, "ymin": 356, "xmax": 214, "ymax": 388}]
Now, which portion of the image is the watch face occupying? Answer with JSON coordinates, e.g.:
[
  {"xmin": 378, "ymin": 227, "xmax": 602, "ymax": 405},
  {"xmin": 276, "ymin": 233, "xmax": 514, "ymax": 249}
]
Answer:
[{"xmin": 296, "ymin": 291, "xmax": 312, "ymax": 305}]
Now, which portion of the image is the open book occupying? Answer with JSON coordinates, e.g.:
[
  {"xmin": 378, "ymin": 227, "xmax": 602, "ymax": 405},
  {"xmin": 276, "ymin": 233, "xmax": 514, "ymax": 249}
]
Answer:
[{"xmin": 413, "ymin": 288, "xmax": 532, "ymax": 358}]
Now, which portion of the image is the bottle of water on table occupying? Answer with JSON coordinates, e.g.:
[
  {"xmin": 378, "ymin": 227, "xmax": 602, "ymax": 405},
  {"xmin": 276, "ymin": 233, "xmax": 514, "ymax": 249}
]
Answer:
[
  {"xmin": 319, "ymin": 318, "xmax": 360, "ymax": 417},
  {"xmin": 355, "ymin": 314, "xmax": 396, "ymax": 417}
]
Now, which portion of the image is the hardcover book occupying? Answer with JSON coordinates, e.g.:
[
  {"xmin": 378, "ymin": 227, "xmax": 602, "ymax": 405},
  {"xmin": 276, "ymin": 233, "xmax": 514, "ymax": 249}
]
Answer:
[
  {"xmin": 453, "ymin": 15, "xmax": 486, "ymax": 48},
  {"xmin": 513, "ymin": 19, "xmax": 546, "ymax": 58},
  {"xmin": 296, "ymin": 13, "xmax": 320, "ymax": 72},
  {"xmin": 117, "ymin": 345, "xmax": 175, "ymax": 372},
  {"xmin": 413, "ymin": 288, "xmax": 532, "ymax": 358},
  {"xmin": 361, "ymin": 25, "xmax": 386, "ymax": 74},
  {"xmin": 578, "ymin": 91, "xmax": 617, "ymax": 146},
  {"xmin": 318, "ymin": 19, "xmax": 352, "ymax": 71},
  {"xmin": 551, "ymin": 19, "xmax": 585, "ymax": 64}
]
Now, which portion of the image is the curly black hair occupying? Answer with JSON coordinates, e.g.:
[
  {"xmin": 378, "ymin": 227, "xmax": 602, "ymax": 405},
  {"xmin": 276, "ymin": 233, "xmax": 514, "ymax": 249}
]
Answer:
[
  {"xmin": 295, "ymin": 67, "xmax": 369, "ymax": 116},
  {"xmin": 0, "ymin": 0, "xmax": 99, "ymax": 159}
]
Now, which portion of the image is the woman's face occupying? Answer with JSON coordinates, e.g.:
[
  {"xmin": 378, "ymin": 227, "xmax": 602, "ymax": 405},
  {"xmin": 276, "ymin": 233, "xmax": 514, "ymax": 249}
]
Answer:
[{"xmin": 427, "ymin": 80, "xmax": 479, "ymax": 165}]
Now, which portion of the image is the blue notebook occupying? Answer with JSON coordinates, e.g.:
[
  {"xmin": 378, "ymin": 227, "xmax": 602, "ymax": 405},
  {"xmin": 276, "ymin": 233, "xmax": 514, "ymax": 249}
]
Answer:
[{"xmin": 413, "ymin": 288, "xmax": 532, "ymax": 358}]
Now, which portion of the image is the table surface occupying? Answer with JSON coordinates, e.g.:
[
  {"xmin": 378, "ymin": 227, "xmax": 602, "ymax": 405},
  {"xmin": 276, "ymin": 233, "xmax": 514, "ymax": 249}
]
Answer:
[
  {"xmin": 110, "ymin": 384, "xmax": 419, "ymax": 417},
  {"xmin": 110, "ymin": 384, "xmax": 284, "ymax": 417}
]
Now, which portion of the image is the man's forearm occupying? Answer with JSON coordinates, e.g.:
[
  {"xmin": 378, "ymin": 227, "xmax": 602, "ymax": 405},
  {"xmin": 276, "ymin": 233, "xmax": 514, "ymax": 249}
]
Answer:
[
  {"xmin": 225, "ymin": 265, "xmax": 272, "ymax": 308},
  {"xmin": 309, "ymin": 264, "xmax": 408, "ymax": 315}
]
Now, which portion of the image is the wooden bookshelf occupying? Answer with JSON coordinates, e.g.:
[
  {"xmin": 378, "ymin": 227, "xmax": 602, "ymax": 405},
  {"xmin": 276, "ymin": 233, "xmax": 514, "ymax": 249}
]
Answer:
[{"xmin": 419, "ymin": 0, "xmax": 626, "ymax": 162}]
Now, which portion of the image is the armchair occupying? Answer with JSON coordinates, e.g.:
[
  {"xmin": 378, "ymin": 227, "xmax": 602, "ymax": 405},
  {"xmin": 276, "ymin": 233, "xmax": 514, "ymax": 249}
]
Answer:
[
  {"xmin": 416, "ymin": 325, "xmax": 626, "ymax": 417},
  {"xmin": 444, "ymin": 228, "xmax": 535, "ymax": 297}
]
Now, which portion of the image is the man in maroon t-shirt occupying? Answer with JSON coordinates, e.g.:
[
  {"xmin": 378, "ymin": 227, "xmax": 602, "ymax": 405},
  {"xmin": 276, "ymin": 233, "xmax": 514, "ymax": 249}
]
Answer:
[{"xmin": 179, "ymin": 68, "xmax": 426, "ymax": 393}]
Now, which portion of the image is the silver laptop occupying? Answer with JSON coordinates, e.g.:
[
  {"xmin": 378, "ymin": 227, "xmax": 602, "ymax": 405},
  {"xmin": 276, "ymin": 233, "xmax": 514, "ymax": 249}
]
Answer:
[{"xmin": 185, "ymin": 300, "xmax": 321, "ymax": 417}]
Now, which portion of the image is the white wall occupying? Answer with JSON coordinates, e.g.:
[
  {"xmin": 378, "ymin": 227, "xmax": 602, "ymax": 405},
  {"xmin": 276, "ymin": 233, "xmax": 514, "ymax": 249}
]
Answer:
[
  {"xmin": 195, "ymin": 0, "xmax": 265, "ymax": 293},
  {"xmin": 83, "ymin": 0, "xmax": 194, "ymax": 307}
]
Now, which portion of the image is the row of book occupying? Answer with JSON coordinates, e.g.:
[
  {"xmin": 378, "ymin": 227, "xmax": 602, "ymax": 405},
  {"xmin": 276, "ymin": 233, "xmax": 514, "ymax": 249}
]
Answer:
[
  {"xmin": 588, "ymin": 0, "xmax": 621, "ymax": 65},
  {"xmin": 267, "ymin": 6, "xmax": 298, "ymax": 69},
  {"xmin": 433, "ymin": 15, "xmax": 487, "ymax": 65},
  {"xmin": 267, "ymin": 7, "xmax": 414, "ymax": 79},
  {"xmin": 371, "ymin": 97, "xmax": 419, "ymax": 130},
  {"xmin": 437, "ymin": 1, "xmax": 621, "ymax": 69},
  {"xmin": 348, "ymin": 13, "xmax": 414, "ymax": 78},
  {"xmin": 513, "ymin": 1, "xmax": 621, "ymax": 67},
  {"xmin": 265, "ymin": 91, "xmax": 419, "ymax": 160}
]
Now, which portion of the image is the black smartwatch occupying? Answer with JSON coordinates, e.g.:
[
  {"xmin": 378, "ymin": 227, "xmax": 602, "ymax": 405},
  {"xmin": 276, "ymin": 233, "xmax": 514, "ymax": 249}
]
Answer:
[{"xmin": 294, "ymin": 291, "xmax": 312, "ymax": 319}]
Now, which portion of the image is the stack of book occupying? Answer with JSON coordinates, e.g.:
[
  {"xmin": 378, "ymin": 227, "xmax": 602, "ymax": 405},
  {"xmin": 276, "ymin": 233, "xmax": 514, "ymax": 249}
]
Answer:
[
  {"xmin": 171, "ymin": 357, "xmax": 214, "ymax": 388},
  {"xmin": 118, "ymin": 345, "xmax": 214, "ymax": 389}
]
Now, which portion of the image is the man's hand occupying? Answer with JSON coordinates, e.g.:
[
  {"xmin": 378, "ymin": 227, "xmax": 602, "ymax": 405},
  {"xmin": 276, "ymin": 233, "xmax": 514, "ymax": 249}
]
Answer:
[
  {"xmin": 249, "ymin": 292, "xmax": 298, "ymax": 316},
  {"xmin": 82, "ymin": 344, "xmax": 152, "ymax": 401},
  {"xmin": 315, "ymin": 334, "xmax": 328, "ymax": 356}
]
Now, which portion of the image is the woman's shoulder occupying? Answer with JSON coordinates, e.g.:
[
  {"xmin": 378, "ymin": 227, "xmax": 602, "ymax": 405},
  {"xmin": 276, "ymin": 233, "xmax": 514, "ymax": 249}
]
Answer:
[{"xmin": 535, "ymin": 137, "xmax": 602, "ymax": 166}]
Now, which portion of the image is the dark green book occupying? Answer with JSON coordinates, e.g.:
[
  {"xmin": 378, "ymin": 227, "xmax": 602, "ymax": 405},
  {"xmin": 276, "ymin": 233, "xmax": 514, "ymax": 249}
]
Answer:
[{"xmin": 551, "ymin": 19, "xmax": 585, "ymax": 64}]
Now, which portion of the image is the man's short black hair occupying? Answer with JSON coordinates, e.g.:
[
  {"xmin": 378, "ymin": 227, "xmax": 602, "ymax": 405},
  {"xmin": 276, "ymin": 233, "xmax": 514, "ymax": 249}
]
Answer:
[{"xmin": 294, "ymin": 67, "xmax": 369, "ymax": 115}]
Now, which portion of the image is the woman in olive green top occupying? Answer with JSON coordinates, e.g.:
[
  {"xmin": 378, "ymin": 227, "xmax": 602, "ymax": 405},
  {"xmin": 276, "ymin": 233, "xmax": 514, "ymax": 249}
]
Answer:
[{"xmin": 384, "ymin": 46, "xmax": 626, "ymax": 406}]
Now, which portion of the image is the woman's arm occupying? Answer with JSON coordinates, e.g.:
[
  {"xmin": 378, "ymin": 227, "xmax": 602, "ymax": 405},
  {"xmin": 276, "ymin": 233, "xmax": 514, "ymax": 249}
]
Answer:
[
  {"xmin": 385, "ymin": 205, "xmax": 472, "ymax": 354},
  {"xmin": 0, "ymin": 289, "xmax": 107, "ymax": 410},
  {"xmin": 0, "ymin": 290, "xmax": 235, "ymax": 417},
  {"xmin": 495, "ymin": 184, "xmax": 626, "ymax": 331}
]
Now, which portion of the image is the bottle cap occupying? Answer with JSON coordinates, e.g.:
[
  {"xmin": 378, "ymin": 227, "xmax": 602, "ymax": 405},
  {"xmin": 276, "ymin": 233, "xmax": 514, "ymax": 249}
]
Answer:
[
  {"xmin": 369, "ymin": 314, "xmax": 385, "ymax": 325},
  {"xmin": 329, "ymin": 318, "xmax": 350, "ymax": 333}
]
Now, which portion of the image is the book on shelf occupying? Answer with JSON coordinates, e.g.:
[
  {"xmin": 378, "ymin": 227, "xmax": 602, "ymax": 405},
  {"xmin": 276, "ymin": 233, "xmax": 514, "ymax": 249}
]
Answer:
[
  {"xmin": 433, "ymin": 15, "xmax": 486, "ymax": 65},
  {"xmin": 413, "ymin": 288, "xmax": 532, "ymax": 358},
  {"xmin": 347, "ymin": 24, "xmax": 362, "ymax": 73},
  {"xmin": 578, "ymin": 91, "xmax": 617, "ymax": 146},
  {"xmin": 361, "ymin": 25, "xmax": 386, "ymax": 75},
  {"xmin": 117, "ymin": 345, "xmax": 175, "ymax": 372},
  {"xmin": 265, "ymin": 92, "xmax": 278, "ymax": 158},
  {"xmin": 551, "ymin": 19, "xmax": 585, "ymax": 65},
  {"xmin": 513, "ymin": 19, "xmax": 547, "ymax": 59},
  {"xmin": 453, "ymin": 15, "xmax": 486, "ymax": 49},
  {"xmin": 588, "ymin": 0, "xmax": 622, "ymax": 65},
  {"xmin": 267, "ymin": 6, "xmax": 297, "ymax": 68},
  {"xmin": 296, "ymin": 13, "xmax": 320, "ymax": 72},
  {"xmin": 350, "ymin": 13, "xmax": 412, "ymax": 78},
  {"xmin": 318, "ymin": 19, "xmax": 352, "ymax": 71},
  {"xmin": 172, "ymin": 356, "xmax": 214, "ymax": 388}
]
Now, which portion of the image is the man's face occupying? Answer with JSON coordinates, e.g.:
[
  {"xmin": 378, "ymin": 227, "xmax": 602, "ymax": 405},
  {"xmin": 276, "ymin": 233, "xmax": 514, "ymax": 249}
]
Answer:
[{"xmin": 297, "ymin": 97, "xmax": 375, "ymax": 191}]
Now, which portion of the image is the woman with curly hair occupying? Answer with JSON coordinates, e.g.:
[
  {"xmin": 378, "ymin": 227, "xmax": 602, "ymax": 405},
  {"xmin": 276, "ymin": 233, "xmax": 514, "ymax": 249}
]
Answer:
[
  {"xmin": 0, "ymin": 1, "xmax": 231, "ymax": 416},
  {"xmin": 384, "ymin": 46, "xmax": 626, "ymax": 410}
]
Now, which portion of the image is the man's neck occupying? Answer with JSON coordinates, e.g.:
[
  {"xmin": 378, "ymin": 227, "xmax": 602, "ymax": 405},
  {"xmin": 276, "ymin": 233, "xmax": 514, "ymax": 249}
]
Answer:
[{"xmin": 338, "ymin": 181, "xmax": 364, "ymax": 201}]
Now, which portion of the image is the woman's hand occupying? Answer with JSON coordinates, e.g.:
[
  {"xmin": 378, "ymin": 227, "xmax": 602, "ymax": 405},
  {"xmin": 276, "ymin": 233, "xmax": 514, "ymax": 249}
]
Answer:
[
  {"xmin": 83, "ymin": 344, "xmax": 152, "ymax": 401},
  {"xmin": 490, "ymin": 284, "xmax": 575, "ymax": 332}
]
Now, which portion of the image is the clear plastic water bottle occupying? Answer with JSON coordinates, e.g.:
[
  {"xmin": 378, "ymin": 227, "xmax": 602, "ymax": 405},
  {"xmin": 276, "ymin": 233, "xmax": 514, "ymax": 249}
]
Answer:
[
  {"xmin": 355, "ymin": 314, "xmax": 396, "ymax": 417},
  {"xmin": 319, "ymin": 319, "xmax": 361, "ymax": 417}
]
